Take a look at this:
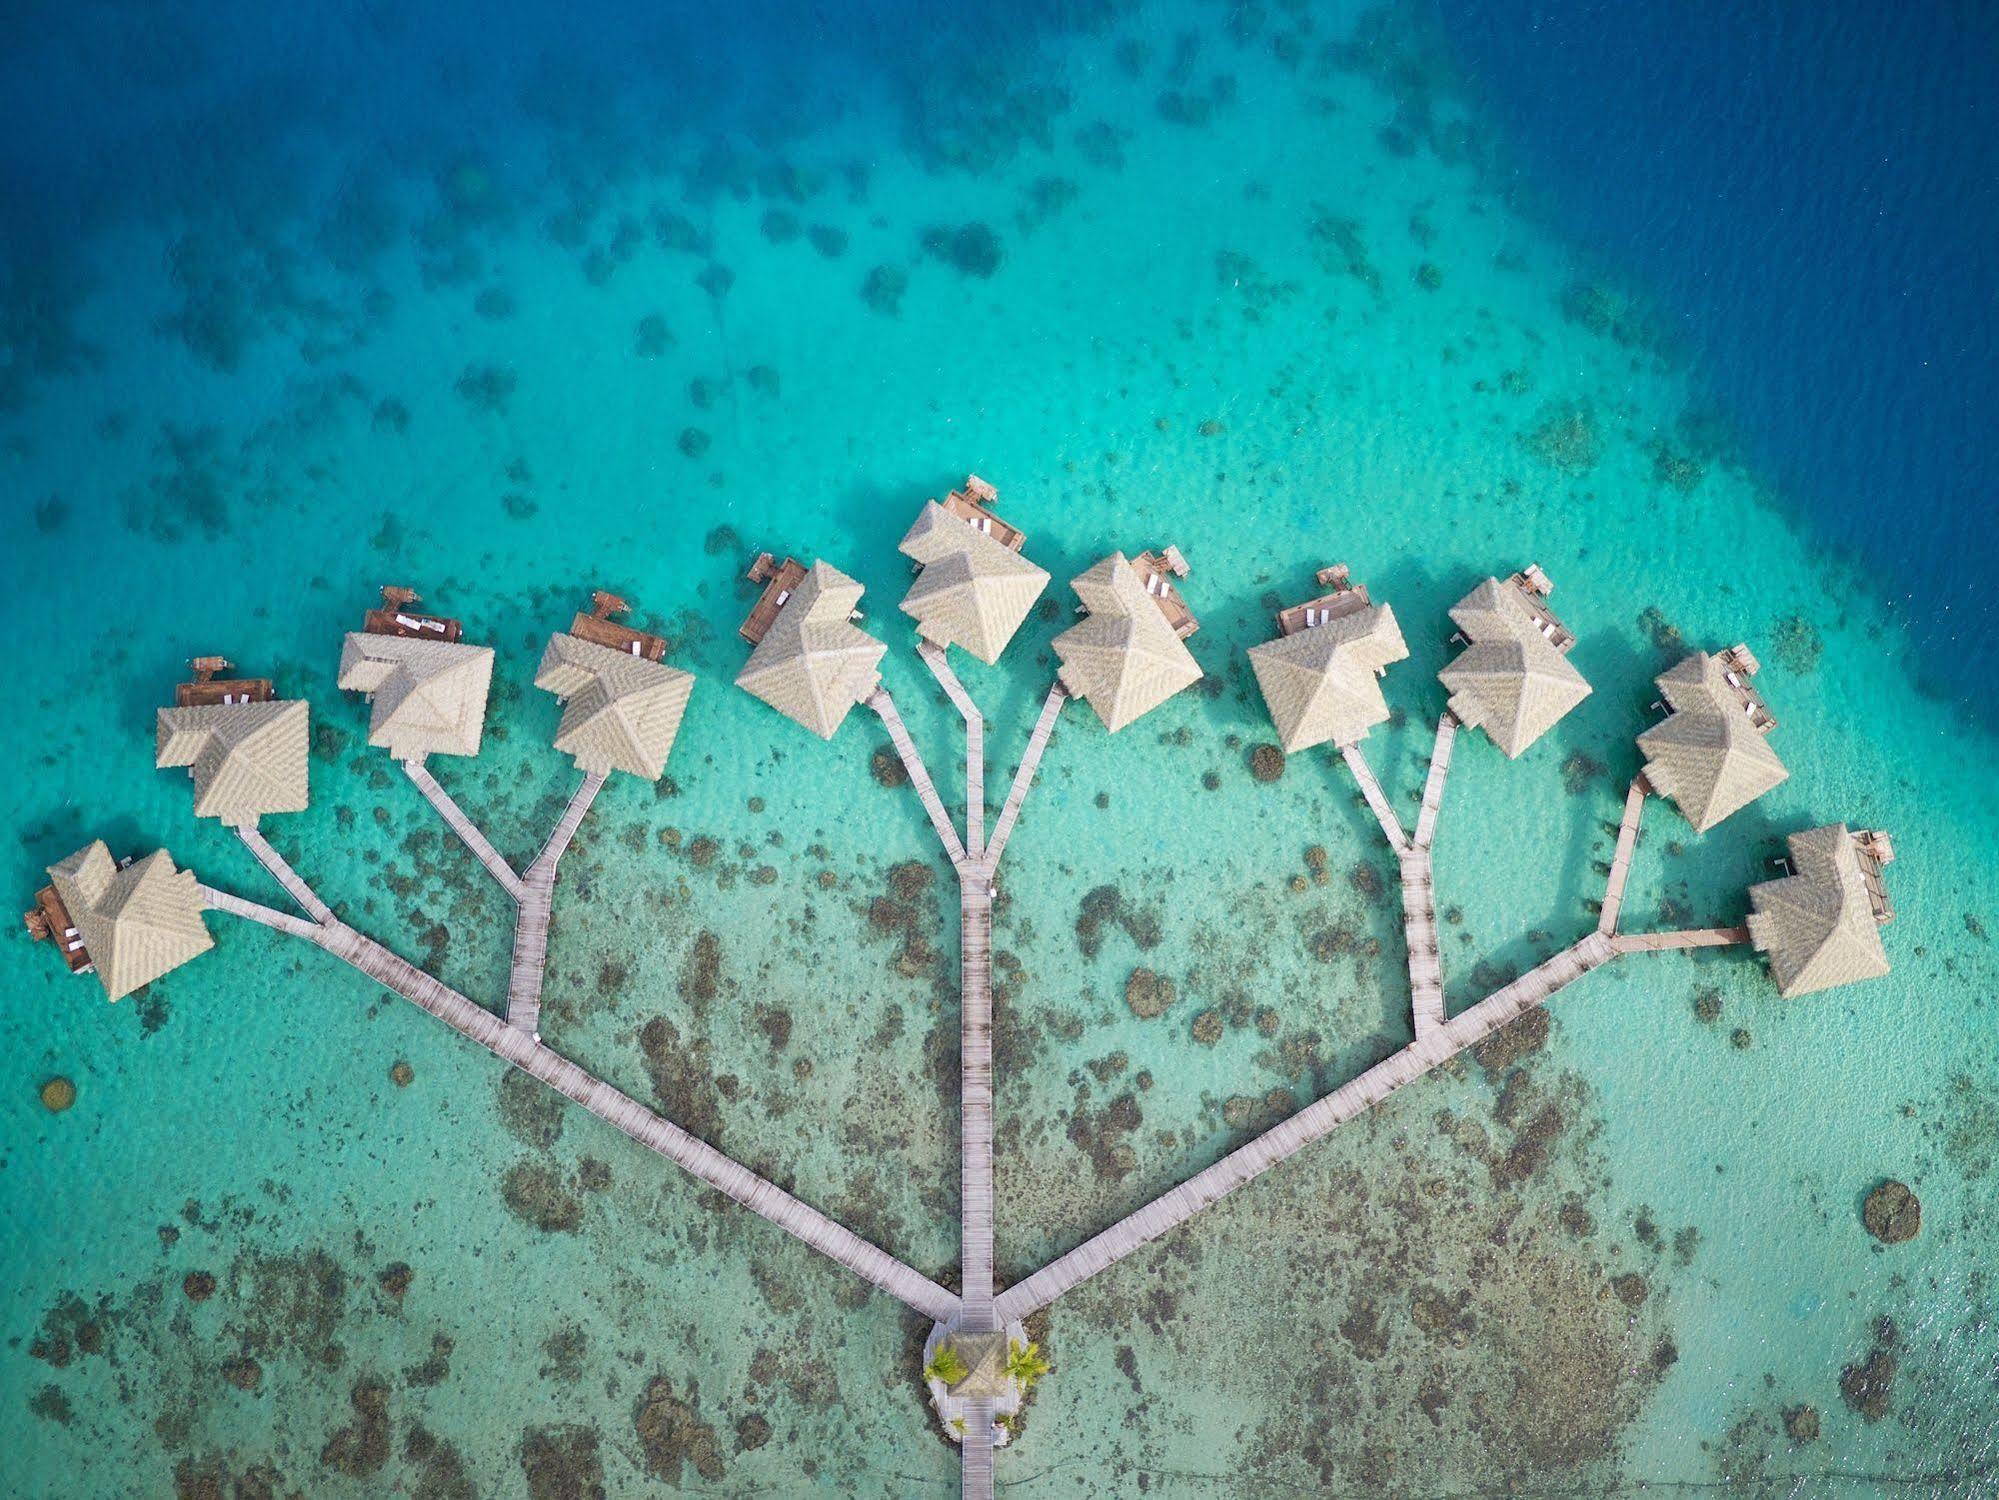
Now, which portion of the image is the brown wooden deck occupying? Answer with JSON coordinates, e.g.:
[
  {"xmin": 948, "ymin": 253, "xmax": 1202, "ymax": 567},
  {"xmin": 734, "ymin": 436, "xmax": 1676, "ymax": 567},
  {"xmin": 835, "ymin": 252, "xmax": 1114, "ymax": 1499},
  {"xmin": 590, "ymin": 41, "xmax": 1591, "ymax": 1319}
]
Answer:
[
  {"xmin": 1275, "ymin": 565, "xmax": 1372, "ymax": 636},
  {"xmin": 25, "ymin": 885, "xmax": 92, "ymax": 972},
  {"xmin": 568, "ymin": 612, "xmax": 667, "ymax": 659},
  {"xmin": 739, "ymin": 553, "xmax": 808, "ymax": 645},
  {"xmin": 941, "ymin": 475, "xmax": 1026, "ymax": 552},
  {"xmin": 1132, "ymin": 546, "xmax": 1198, "ymax": 638},
  {"xmin": 175, "ymin": 658, "xmax": 276, "ymax": 707},
  {"xmin": 362, "ymin": 586, "xmax": 463, "ymax": 642},
  {"xmin": 1505, "ymin": 567, "xmax": 1575, "ymax": 652}
]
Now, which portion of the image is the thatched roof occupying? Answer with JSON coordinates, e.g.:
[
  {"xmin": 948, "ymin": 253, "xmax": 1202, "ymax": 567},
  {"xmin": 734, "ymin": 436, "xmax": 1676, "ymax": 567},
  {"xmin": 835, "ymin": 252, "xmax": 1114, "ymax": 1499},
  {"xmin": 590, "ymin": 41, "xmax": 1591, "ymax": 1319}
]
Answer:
[
  {"xmin": 47, "ymin": 842, "xmax": 213, "ymax": 1001},
  {"xmin": 1637, "ymin": 652, "xmax": 1788, "ymax": 831},
  {"xmin": 946, "ymin": 1330, "xmax": 1011, "ymax": 1400},
  {"xmin": 338, "ymin": 634, "xmax": 494, "ymax": 761},
  {"xmin": 156, "ymin": 698, "xmax": 310, "ymax": 827},
  {"xmin": 898, "ymin": 500, "xmax": 1049, "ymax": 663},
  {"xmin": 1052, "ymin": 553, "xmax": 1203, "ymax": 732},
  {"xmin": 1748, "ymin": 824, "xmax": 1892, "ymax": 997},
  {"xmin": 1248, "ymin": 604, "xmax": 1408, "ymax": 752},
  {"xmin": 536, "ymin": 633, "xmax": 695, "ymax": 780},
  {"xmin": 1438, "ymin": 577, "xmax": 1591, "ymax": 756},
  {"xmin": 735, "ymin": 561, "xmax": 886, "ymax": 738}
]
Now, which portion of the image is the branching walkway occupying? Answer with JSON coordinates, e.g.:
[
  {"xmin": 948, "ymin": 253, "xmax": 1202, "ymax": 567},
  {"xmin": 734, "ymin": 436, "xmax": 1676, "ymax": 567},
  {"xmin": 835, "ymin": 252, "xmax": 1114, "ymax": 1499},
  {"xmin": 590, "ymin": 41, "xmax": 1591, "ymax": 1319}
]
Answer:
[
  {"xmin": 194, "ymin": 670, "xmax": 1760, "ymax": 1500},
  {"xmin": 198, "ymin": 854, "xmax": 959, "ymax": 1323}
]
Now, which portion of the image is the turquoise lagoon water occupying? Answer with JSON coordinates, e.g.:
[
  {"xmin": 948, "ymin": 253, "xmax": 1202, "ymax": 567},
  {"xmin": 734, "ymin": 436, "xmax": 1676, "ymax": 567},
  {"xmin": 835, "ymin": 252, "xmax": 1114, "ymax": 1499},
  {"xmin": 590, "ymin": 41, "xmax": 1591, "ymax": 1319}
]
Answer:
[{"xmin": 3, "ymin": 1, "xmax": 1996, "ymax": 1494}]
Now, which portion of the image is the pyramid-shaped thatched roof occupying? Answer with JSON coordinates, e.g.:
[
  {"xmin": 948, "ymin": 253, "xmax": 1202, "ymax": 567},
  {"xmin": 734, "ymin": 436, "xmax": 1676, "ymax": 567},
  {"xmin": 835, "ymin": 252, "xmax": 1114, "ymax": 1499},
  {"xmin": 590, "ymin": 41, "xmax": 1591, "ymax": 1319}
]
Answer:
[
  {"xmin": 1637, "ymin": 652, "xmax": 1788, "ymax": 831},
  {"xmin": 945, "ymin": 1330, "xmax": 1012, "ymax": 1400},
  {"xmin": 1052, "ymin": 553, "xmax": 1203, "ymax": 732},
  {"xmin": 47, "ymin": 842, "xmax": 213, "ymax": 1002},
  {"xmin": 1747, "ymin": 824, "xmax": 1892, "ymax": 997},
  {"xmin": 735, "ymin": 561, "xmax": 886, "ymax": 738},
  {"xmin": 338, "ymin": 634, "xmax": 495, "ymax": 761},
  {"xmin": 156, "ymin": 698, "xmax": 310, "ymax": 827},
  {"xmin": 1438, "ymin": 577, "xmax": 1590, "ymax": 757},
  {"xmin": 536, "ymin": 633, "xmax": 696, "ymax": 780},
  {"xmin": 897, "ymin": 501, "xmax": 1049, "ymax": 664},
  {"xmin": 1248, "ymin": 604, "xmax": 1408, "ymax": 752}
]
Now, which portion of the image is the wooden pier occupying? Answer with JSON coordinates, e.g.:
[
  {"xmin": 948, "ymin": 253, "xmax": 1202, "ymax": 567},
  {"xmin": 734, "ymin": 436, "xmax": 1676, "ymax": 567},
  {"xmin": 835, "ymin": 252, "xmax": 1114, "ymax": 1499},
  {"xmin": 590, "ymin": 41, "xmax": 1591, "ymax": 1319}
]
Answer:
[
  {"xmin": 198, "ymin": 868, "xmax": 959, "ymax": 1323},
  {"xmin": 507, "ymin": 770, "xmax": 606, "ymax": 1037},
  {"xmin": 1340, "ymin": 742, "xmax": 1407, "ymax": 852},
  {"xmin": 921, "ymin": 643, "xmax": 985, "ymax": 859},
  {"xmin": 869, "ymin": 688, "xmax": 968, "ymax": 867},
  {"xmin": 403, "ymin": 760, "xmax": 527, "ymax": 901},
  {"xmin": 985, "ymin": 682, "xmax": 1066, "ymax": 868},
  {"xmin": 1597, "ymin": 775, "xmax": 1650, "ymax": 935}
]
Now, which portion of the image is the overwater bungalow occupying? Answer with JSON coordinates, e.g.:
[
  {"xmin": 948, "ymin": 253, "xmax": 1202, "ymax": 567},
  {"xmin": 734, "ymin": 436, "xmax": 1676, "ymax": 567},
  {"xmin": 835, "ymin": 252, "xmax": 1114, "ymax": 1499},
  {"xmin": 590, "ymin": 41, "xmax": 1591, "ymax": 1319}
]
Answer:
[
  {"xmin": 1747, "ymin": 823, "xmax": 1895, "ymax": 996},
  {"xmin": 898, "ymin": 485, "xmax": 1049, "ymax": 664},
  {"xmin": 1437, "ymin": 566, "xmax": 1591, "ymax": 757},
  {"xmin": 337, "ymin": 586, "xmax": 495, "ymax": 761},
  {"xmin": 735, "ymin": 557, "xmax": 885, "ymax": 738},
  {"xmin": 1636, "ymin": 645, "xmax": 1788, "ymax": 832},
  {"xmin": 536, "ymin": 592, "xmax": 696, "ymax": 780},
  {"xmin": 1052, "ymin": 549, "xmax": 1203, "ymax": 731},
  {"xmin": 1247, "ymin": 565, "xmax": 1409, "ymax": 752},
  {"xmin": 155, "ymin": 659, "xmax": 310, "ymax": 827},
  {"xmin": 25, "ymin": 841, "xmax": 212, "ymax": 1001}
]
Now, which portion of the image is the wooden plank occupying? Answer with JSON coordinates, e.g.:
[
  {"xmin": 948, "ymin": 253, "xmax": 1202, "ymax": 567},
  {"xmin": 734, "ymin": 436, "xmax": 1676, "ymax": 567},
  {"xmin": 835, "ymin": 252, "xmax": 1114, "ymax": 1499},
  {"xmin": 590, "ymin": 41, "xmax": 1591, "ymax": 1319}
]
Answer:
[
  {"xmin": 203, "ymin": 896, "xmax": 960, "ymax": 1322},
  {"xmin": 869, "ymin": 688, "xmax": 969, "ymax": 867},
  {"xmin": 1399, "ymin": 847, "xmax": 1445, "ymax": 1039},
  {"xmin": 1597, "ymin": 776, "xmax": 1650, "ymax": 936},
  {"xmin": 235, "ymin": 826, "xmax": 336, "ymax": 925},
  {"xmin": 1412, "ymin": 713, "xmax": 1456, "ymax": 852},
  {"xmin": 921, "ymin": 643, "xmax": 985, "ymax": 858},
  {"xmin": 984, "ymin": 680, "xmax": 1066, "ymax": 869},
  {"xmin": 509, "ymin": 770, "xmax": 607, "ymax": 1037},
  {"xmin": 1340, "ymin": 742, "xmax": 1407, "ymax": 853},
  {"xmin": 991, "ymin": 931, "xmax": 1619, "ymax": 1324},
  {"xmin": 402, "ymin": 759, "xmax": 527, "ymax": 900},
  {"xmin": 961, "ymin": 1404, "xmax": 996, "ymax": 1499},
  {"xmin": 960, "ymin": 875, "xmax": 996, "ymax": 1315},
  {"xmin": 1611, "ymin": 926, "xmax": 1750, "ymax": 953}
]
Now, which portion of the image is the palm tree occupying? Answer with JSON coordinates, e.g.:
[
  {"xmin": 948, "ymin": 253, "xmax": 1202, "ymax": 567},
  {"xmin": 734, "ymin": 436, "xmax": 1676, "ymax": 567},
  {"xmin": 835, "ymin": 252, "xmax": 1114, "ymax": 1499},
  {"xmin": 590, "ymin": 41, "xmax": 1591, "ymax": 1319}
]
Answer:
[
  {"xmin": 924, "ymin": 1343, "xmax": 970, "ymax": 1385},
  {"xmin": 1005, "ymin": 1339, "xmax": 1052, "ymax": 1392}
]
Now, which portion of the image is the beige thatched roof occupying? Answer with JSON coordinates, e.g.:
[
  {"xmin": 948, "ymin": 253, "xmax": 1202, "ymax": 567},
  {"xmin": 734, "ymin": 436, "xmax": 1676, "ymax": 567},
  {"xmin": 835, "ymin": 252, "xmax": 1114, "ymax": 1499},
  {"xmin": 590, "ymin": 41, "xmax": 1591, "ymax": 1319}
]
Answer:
[
  {"xmin": 47, "ymin": 842, "xmax": 213, "ymax": 1002},
  {"xmin": 735, "ymin": 561, "xmax": 886, "ymax": 738},
  {"xmin": 156, "ymin": 698, "xmax": 310, "ymax": 827},
  {"xmin": 1052, "ymin": 553, "xmax": 1203, "ymax": 732},
  {"xmin": 536, "ymin": 633, "xmax": 695, "ymax": 780},
  {"xmin": 1248, "ymin": 604, "xmax": 1408, "ymax": 752},
  {"xmin": 338, "ymin": 634, "xmax": 495, "ymax": 761},
  {"xmin": 897, "ymin": 500, "xmax": 1049, "ymax": 663},
  {"xmin": 1438, "ymin": 577, "xmax": 1591, "ymax": 756},
  {"xmin": 1748, "ymin": 824, "xmax": 1892, "ymax": 997},
  {"xmin": 946, "ymin": 1330, "xmax": 1011, "ymax": 1400},
  {"xmin": 1637, "ymin": 652, "xmax": 1788, "ymax": 831}
]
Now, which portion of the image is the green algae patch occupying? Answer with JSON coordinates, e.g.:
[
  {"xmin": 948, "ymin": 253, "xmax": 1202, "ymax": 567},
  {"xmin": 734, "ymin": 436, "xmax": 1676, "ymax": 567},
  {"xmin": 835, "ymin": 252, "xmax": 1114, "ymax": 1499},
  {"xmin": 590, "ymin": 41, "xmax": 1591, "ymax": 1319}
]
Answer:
[
  {"xmin": 1862, "ymin": 1180, "xmax": 1921, "ymax": 1244},
  {"xmin": 633, "ymin": 1376, "xmax": 725, "ymax": 1484}
]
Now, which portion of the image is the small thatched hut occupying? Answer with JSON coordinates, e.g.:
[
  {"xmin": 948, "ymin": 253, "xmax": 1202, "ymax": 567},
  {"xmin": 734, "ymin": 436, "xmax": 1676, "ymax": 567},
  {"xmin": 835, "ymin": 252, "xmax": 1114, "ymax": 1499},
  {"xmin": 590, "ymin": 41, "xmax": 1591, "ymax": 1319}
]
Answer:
[
  {"xmin": 735, "ymin": 559, "xmax": 886, "ymax": 738},
  {"xmin": 898, "ymin": 492, "xmax": 1048, "ymax": 664},
  {"xmin": 1248, "ymin": 566, "xmax": 1408, "ymax": 751},
  {"xmin": 156, "ymin": 661, "xmax": 309, "ymax": 826},
  {"xmin": 30, "ymin": 842, "xmax": 213, "ymax": 1001},
  {"xmin": 338, "ymin": 590, "xmax": 494, "ymax": 761},
  {"xmin": 1747, "ymin": 824, "xmax": 1894, "ymax": 997},
  {"xmin": 1637, "ymin": 645, "xmax": 1787, "ymax": 831},
  {"xmin": 1051, "ymin": 550, "xmax": 1202, "ymax": 732},
  {"xmin": 1438, "ymin": 567, "xmax": 1590, "ymax": 757},
  {"xmin": 537, "ymin": 596, "xmax": 696, "ymax": 780}
]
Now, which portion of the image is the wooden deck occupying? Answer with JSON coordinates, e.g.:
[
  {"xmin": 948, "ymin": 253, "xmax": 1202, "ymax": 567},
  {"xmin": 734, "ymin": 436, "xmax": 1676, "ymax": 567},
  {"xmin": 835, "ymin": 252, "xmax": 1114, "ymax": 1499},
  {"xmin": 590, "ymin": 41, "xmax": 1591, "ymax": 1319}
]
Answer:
[
  {"xmin": 1597, "ymin": 776, "xmax": 1651, "ymax": 936},
  {"xmin": 25, "ymin": 884, "xmax": 92, "ymax": 972},
  {"xmin": 1610, "ymin": 926, "xmax": 1750, "ymax": 953},
  {"xmin": 739, "ymin": 554, "xmax": 807, "ymax": 645},
  {"xmin": 960, "ymin": 872, "xmax": 997, "ymax": 1320},
  {"xmin": 921, "ymin": 643, "xmax": 985, "ymax": 859},
  {"xmin": 198, "ymin": 876, "xmax": 959, "ymax": 1322},
  {"xmin": 568, "ymin": 611, "xmax": 668, "ymax": 660},
  {"xmin": 1131, "ymin": 548, "xmax": 1199, "ymax": 639},
  {"xmin": 174, "ymin": 676, "xmax": 275, "ymax": 708},
  {"xmin": 941, "ymin": 475, "xmax": 1026, "ymax": 553}
]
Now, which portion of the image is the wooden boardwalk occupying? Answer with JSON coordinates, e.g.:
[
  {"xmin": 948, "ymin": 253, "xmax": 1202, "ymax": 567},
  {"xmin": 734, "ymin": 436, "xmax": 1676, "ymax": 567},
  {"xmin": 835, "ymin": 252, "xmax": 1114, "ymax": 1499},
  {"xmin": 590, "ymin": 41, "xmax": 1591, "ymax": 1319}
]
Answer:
[
  {"xmin": 1412, "ymin": 713, "xmax": 1456, "ymax": 852},
  {"xmin": 199, "ymin": 871, "xmax": 960, "ymax": 1323},
  {"xmin": 236, "ymin": 826, "xmax": 335, "ymax": 925},
  {"xmin": 991, "ymin": 930, "xmax": 1617, "ymax": 1324},
  {"xmin": 985, "ymin": 681, "xmax": 1067, "ymax": 868},
  {"xmin": 922, "ymin": 644, "xmax": 985, "ymax": 859},
  {"xmin": 1340, "ymin": 742, "xmax": 1407, "ymax": 852},
  {"xmin": 508, "ymin": 770, "xmax": 606, "ymax": 1037},
  {"xmin": 402, "ymin": 760, "xmax": 527, "ymax": 900},
  {"xmin": 1399, "ymin": 848, "xmax": 1445, "ymax": 1040},
  {"xmin": 959, "ymin": 874, "xmax": 997, "ymax": 1321},
  {"xmin": 869, "ymin": 688, "xmax": 968, "ymax": 867},
  {"xmin": 1598, "ymin": 775, "xmax": 1650, "ymax": 936},
  {"xmin": 1611, "ymin": 926, "xmax": 1749, "ymax": 953}
]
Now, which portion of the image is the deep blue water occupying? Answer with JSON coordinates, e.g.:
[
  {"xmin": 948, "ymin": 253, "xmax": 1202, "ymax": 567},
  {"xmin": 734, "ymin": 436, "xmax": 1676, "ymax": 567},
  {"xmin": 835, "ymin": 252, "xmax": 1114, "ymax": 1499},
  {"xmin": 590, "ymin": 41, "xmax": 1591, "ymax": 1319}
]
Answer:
[{"xmin": 1442, "ymin": 0, "xmax": 1999, "ymax": 705}]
